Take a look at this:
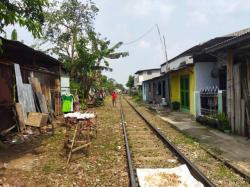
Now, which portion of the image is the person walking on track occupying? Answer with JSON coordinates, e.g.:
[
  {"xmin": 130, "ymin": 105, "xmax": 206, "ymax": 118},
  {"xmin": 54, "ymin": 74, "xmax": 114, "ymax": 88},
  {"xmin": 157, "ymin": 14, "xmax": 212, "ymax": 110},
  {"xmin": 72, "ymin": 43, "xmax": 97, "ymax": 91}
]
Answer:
[{"xmin": 111, "ymin": 91, "xmax": 118, "ymax": 106}]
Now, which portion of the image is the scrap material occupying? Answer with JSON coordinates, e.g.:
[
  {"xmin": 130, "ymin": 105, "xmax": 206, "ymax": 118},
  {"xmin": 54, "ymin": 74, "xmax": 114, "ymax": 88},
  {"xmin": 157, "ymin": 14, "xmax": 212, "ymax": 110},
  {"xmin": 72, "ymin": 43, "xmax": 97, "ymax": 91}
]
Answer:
[
  {"xmin": 15, "ymin": 103, "xmax": 26, "ymax": 132},
  {"xmin": 36, "ymin": 92, "xmax": 48, "ymax": 114},
  {"xmin": 26, "ymin": 112, "xmax": 48, "ymax": 127},
  {"xmin": 136, "ymin": 165, "xmax": 204, "ymax": 187},
  {"xmin": 14, "ymin": 64, "xmax": 26, "ymax": 117},
  {"xmin": 30, "ymin": 77, "xmax": 50, "ymax": 114},
  {"xmin": 14, "ymin": 64, "xmax": 36, "ymax": 116},
  {"xmin": 23, "ymin": 84, "xmax": 36, "ymax": 113},
  {"xmin": 29, "ymin": 77, "xmax": 42, "ymax": 93}
]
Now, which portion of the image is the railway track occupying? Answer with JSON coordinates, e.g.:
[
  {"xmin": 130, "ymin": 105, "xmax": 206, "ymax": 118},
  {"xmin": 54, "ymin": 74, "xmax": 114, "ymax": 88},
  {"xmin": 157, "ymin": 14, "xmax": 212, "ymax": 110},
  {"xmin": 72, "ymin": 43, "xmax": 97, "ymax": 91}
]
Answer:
[{"xmin": 119, "ymin": 97, "xmax": 215, "ymax": 187}]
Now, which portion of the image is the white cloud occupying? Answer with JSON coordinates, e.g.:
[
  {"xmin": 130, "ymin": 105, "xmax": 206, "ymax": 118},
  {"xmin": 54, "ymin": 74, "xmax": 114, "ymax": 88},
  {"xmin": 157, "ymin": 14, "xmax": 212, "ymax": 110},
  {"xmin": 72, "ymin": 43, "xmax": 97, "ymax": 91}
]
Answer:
[
  {"xmin": 138, "ymin": 40, "xmax": 151, "ymax": 49},
  {"xmin": 185, "ymin": 0, "xmax": 250, "ymax": 27},
  {"xmin": 186, "ymin": 0, "xmax": 250, "ymax": 16},
  {"xmin": 188, "ymin": 11, "xmax": 208, "ymax": 25},
  {"xmin": 166, "ymin": 40, "xmax": 198, "ymax": 60},
  {"xmin": 124, "ymin": 0, "xmax": 175, "ymax": 18}
]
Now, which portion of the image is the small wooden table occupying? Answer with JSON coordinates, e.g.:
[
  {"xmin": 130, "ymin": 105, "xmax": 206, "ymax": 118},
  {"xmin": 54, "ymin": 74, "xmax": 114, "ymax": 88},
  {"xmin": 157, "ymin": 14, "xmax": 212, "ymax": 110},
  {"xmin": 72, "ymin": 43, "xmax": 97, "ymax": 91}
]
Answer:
[{"xmin": 64, "ymin": 112, "xmax": 96, "ymax": 164}]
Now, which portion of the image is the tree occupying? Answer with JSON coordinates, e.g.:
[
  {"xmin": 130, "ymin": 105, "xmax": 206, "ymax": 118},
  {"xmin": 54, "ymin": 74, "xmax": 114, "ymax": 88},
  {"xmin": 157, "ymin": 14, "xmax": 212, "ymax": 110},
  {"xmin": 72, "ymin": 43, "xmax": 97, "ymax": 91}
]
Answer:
[
  {"xmin": 43, "ymin": 0, "xmax": 98, "ymax": 60},
  {"xmin": 126, "ymin": 75, "xmax": 134, "ymax": 89},
  {"xmin": 115, "ymin": 83, "xmax": 125, "ymax": 92},
  {"xmin": 11, "ymin": 29, "xmax": 17, "ymax": 40},
  {"xmin": 65, "ymin": 34, "xmax": 128, "ymax": 99},
  {"xmin": 43, "ymin": 0, "xmax": 128, "ymax": 101},
  {"xmin": 0, "ymin": 0, "xmax": 48, "ymax": 38}
]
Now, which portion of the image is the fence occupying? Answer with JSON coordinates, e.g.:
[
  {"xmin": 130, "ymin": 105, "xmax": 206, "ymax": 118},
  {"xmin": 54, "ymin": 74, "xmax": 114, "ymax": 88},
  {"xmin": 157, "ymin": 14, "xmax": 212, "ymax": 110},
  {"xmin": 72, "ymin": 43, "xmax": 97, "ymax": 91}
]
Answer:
[{"xmin": 200, "ymin": 88, "xmax": 226, "ymax": 116}]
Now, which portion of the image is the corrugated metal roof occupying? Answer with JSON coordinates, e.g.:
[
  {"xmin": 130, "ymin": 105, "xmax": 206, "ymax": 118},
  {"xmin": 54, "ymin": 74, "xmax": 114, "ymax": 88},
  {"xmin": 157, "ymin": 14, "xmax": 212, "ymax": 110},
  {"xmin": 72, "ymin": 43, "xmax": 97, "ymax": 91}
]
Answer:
[
  {"xmin": 161, "ymin": 28, "xmax": 250, "ymax": 66},
  {"xmin": 165, "ymin": 37, "xmax": 233, "ymax": 64},
  {"xmin": 223, "ymin": 27, "xmax": 250, "ymax": 37},
  {"xmin": 205, "ymin": 30, "xmax": 250, "ymax": 53},
  {"xmin": 0, "ymin": 37, "xmax": 62, "ymax": 66}
]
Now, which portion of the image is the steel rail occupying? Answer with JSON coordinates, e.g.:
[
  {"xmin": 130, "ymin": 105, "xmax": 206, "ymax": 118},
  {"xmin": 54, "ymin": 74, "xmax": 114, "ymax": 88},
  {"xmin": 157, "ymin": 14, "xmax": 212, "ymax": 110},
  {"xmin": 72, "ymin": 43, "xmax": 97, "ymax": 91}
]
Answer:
[
  {"xmin": 119, "ymin": 97, "xmax": 137, "ymax": 187},
  {"xmin": 125, "ymin": 98, "xmax": 216, "ymax": 187}
]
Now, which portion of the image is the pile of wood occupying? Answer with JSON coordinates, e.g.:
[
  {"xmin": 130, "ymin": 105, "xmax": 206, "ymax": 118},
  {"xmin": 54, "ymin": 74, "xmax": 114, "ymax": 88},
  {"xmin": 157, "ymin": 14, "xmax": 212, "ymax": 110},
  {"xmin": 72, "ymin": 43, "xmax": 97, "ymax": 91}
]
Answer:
[{"xmin": 14, "ymin": 64, "xmax": 54, "ymax": 134}]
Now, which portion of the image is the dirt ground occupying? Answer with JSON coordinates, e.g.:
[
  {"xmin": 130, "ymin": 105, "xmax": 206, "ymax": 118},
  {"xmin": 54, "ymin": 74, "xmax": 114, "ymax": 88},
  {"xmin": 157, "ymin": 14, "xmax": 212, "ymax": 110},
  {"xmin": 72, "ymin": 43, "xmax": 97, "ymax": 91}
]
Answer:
[{"xmin": 0, "ymin": 98, "xmax": 128, "ymax": 187}]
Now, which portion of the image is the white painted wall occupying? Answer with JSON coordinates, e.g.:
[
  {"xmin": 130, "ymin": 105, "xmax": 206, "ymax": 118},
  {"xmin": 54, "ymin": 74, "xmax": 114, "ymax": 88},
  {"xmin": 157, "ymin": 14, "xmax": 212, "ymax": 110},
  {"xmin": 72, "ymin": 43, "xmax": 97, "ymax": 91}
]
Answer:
[
  {"xmin": 195, "ymin": 62, "xmax": 220, "ymax": 91},
  {"xmin": 134, "ymin": 69, "xmax": 161, "ymax": 87},
  {"xmin": 134, "ymin": 74, "xmax": 140, "ymax": 87},
  {"xmin": 167, "ymin": 56, "xmax": 193, "ymax": 71},
  {"xmin": 161, "ymin": 63, "xmax": 167, "ymax": 73}
]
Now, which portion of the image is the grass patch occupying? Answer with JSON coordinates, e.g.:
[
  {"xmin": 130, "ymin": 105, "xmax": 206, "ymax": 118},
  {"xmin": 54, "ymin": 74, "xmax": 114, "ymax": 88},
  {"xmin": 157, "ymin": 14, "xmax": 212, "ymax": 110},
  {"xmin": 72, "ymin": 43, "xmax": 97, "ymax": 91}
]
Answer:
[
  {"xmin": 49, "ymin": 130, "xmax": 65, "ymax": 141},
  {"xmin": 132, "ymin": 92, "xmax": 143, "ymax": 104},
  {"xmin": 172, "ymin": 136, "xmax": 195, "ymax": 145},
  {"xmin": 42, "ymin": 162, "xmax": 58, "ymax": 174}
]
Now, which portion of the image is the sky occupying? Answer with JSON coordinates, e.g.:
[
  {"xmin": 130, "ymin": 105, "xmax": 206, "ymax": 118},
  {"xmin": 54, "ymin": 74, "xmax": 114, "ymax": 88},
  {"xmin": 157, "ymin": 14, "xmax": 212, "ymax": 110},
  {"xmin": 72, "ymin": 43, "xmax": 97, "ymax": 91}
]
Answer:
[{"xmin": 4, "ymin": 0, "xmax": 250, "ymax": 85}]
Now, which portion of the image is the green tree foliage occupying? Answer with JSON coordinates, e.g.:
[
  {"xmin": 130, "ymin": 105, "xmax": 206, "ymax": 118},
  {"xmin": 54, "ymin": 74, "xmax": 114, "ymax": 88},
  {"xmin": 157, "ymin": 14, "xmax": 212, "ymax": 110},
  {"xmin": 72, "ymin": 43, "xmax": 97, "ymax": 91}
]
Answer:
[
  {"xmin": 43, "ymin": 0, "xmax": 128, "ymax": 100},
  {"xmin": 43, "ymin": 0, "xmax": 98, "ymax": 59},
  {"xmin": 65, "ymin": 34, "xmax": 128, "ymax": 99},
  {"xmin": 126, "ymin": 75, "xmax": 134, "ymax": 89},
  {"xmin": 99, "ymin": 76, "xmax": 115, "ymax": 93},
  {"xmin": 11, "ymin": 28, "xmax": 17, "ymax": 40},
  {"xmin": 116, "ymin": 83, "xmax": 125, "ymax": 91},
  {"xmin": 0, "ymin": 0, "xmax": 48, "ymax": 38}
]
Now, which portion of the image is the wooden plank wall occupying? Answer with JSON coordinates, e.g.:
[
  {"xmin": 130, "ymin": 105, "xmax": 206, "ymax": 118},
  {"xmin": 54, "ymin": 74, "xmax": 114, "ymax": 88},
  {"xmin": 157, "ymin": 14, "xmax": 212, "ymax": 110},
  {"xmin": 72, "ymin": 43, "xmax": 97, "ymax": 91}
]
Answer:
[
  {"xmin": 231, "ymin": 59, "xmax": 250, "ymax": 136},
  {"xmin": 246, "ymin": 61, "xmax": 250, "ymax": 137},
  {"xmin": 233, "ymin": 63, "xmax": 241, "ymax": 134},
  {"xmin": 227, "ymin": 51, "xmax": 235, "ymax": 133}
]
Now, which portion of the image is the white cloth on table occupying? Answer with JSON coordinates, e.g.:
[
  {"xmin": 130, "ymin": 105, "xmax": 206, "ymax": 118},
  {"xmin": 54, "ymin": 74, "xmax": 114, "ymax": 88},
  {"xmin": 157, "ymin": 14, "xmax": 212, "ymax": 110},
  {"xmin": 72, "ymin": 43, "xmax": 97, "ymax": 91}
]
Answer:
[{"xmin": 64, "ymin": 112, "xmax": 95, "ymax": 119}]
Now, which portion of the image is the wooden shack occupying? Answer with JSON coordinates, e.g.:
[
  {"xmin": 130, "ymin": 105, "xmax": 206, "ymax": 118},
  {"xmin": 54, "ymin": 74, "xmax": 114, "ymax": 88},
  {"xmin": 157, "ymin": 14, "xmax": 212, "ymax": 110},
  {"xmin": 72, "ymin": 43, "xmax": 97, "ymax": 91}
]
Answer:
[
  {"xmin": 0, "ymin": 37, "xmax": 63, "ymax": 132},
  {"xmin": 206, "ymin": 31, "xmax": 250, "ymax": 137}
]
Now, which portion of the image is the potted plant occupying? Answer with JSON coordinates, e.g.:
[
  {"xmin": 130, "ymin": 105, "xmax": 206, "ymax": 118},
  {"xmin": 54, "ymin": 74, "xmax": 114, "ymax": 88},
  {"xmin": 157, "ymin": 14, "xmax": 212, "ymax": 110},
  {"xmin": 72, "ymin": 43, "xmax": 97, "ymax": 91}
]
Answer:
[{"xmin": 171, "ymin": 101, "xmax": 180, "ymax": 111}]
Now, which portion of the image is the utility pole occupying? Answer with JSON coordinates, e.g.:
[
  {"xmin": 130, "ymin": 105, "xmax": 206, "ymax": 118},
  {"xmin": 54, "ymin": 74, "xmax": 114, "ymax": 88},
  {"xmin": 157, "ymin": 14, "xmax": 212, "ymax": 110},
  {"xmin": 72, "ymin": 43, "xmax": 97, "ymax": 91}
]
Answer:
[
  {"xmin": 163, "ymin": 35, "xmax": 168, "ymax": 62},
  {"xmin": 156, "ymin": 24, "xmax": 168, "ymax": 63}
]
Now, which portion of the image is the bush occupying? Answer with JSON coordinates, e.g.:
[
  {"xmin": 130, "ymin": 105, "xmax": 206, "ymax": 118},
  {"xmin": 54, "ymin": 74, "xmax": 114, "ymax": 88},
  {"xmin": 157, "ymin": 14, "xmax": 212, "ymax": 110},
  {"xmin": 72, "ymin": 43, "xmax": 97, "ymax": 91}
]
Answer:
[
  {"xmin": 197, "ymin": 113, "xmax": 230, "ymax": 132},
  {"xmin": 132, "ymin": 91, "xmax": 142, "ymax": 103},
  {"xmin": 213, "ymin": 113, "xmax": 230, "ymax": 131},
  {"xmin": 171, "ymin": 101, "xmax": 180, "ymax": 110}
]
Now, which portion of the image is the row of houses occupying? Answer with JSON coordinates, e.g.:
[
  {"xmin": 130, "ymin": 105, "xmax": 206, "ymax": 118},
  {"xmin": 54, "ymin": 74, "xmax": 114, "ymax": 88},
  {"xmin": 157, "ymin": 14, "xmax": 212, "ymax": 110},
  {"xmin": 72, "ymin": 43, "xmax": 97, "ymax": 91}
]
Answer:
[
  {"xmin": 134, "ymin": 28, "xmax": 250, "ymax": 137},
  {"xmin": 0, "ymin": 37, "xmax": 69, "ymax": 133}
]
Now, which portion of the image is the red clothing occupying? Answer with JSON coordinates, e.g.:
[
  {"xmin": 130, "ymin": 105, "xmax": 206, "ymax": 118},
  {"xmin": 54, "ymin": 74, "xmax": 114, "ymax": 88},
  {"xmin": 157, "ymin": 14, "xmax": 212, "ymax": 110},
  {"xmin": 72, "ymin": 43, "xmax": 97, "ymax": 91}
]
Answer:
[{"xmin": 111, "ymin": 92, "xmax": 117, "ymax": 100}]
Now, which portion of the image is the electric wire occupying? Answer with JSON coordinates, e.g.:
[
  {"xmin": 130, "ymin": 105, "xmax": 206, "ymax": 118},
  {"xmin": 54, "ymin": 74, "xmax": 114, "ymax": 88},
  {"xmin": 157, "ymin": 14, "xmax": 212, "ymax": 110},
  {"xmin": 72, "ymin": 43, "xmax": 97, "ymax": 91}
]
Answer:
[
  {"xmin": 122, "ymin": 24, "xmax": 167, "ymax": 62},
  {"xmin": 122, "ymin": 24, "xmax": 157, "ymax": 45}
]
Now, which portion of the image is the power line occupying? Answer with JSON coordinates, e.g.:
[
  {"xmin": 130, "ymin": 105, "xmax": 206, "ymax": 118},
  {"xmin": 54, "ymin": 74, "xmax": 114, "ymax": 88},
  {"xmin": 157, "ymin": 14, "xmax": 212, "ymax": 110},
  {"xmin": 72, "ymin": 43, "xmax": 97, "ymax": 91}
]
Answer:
[
  {"xmin": 163, "ymin": 35, "xmax": 168, "ymax": 61},
  {"xmin": 122, "ymin": 24, "xmax": 168, "ymax": 62},
  {"xmin": 123, "ymin": 24, "xmax": 157, "ymax": 45},
  {"xmin": 156, "ymin": 24, "xmax": 167, "ymax": 62}
]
